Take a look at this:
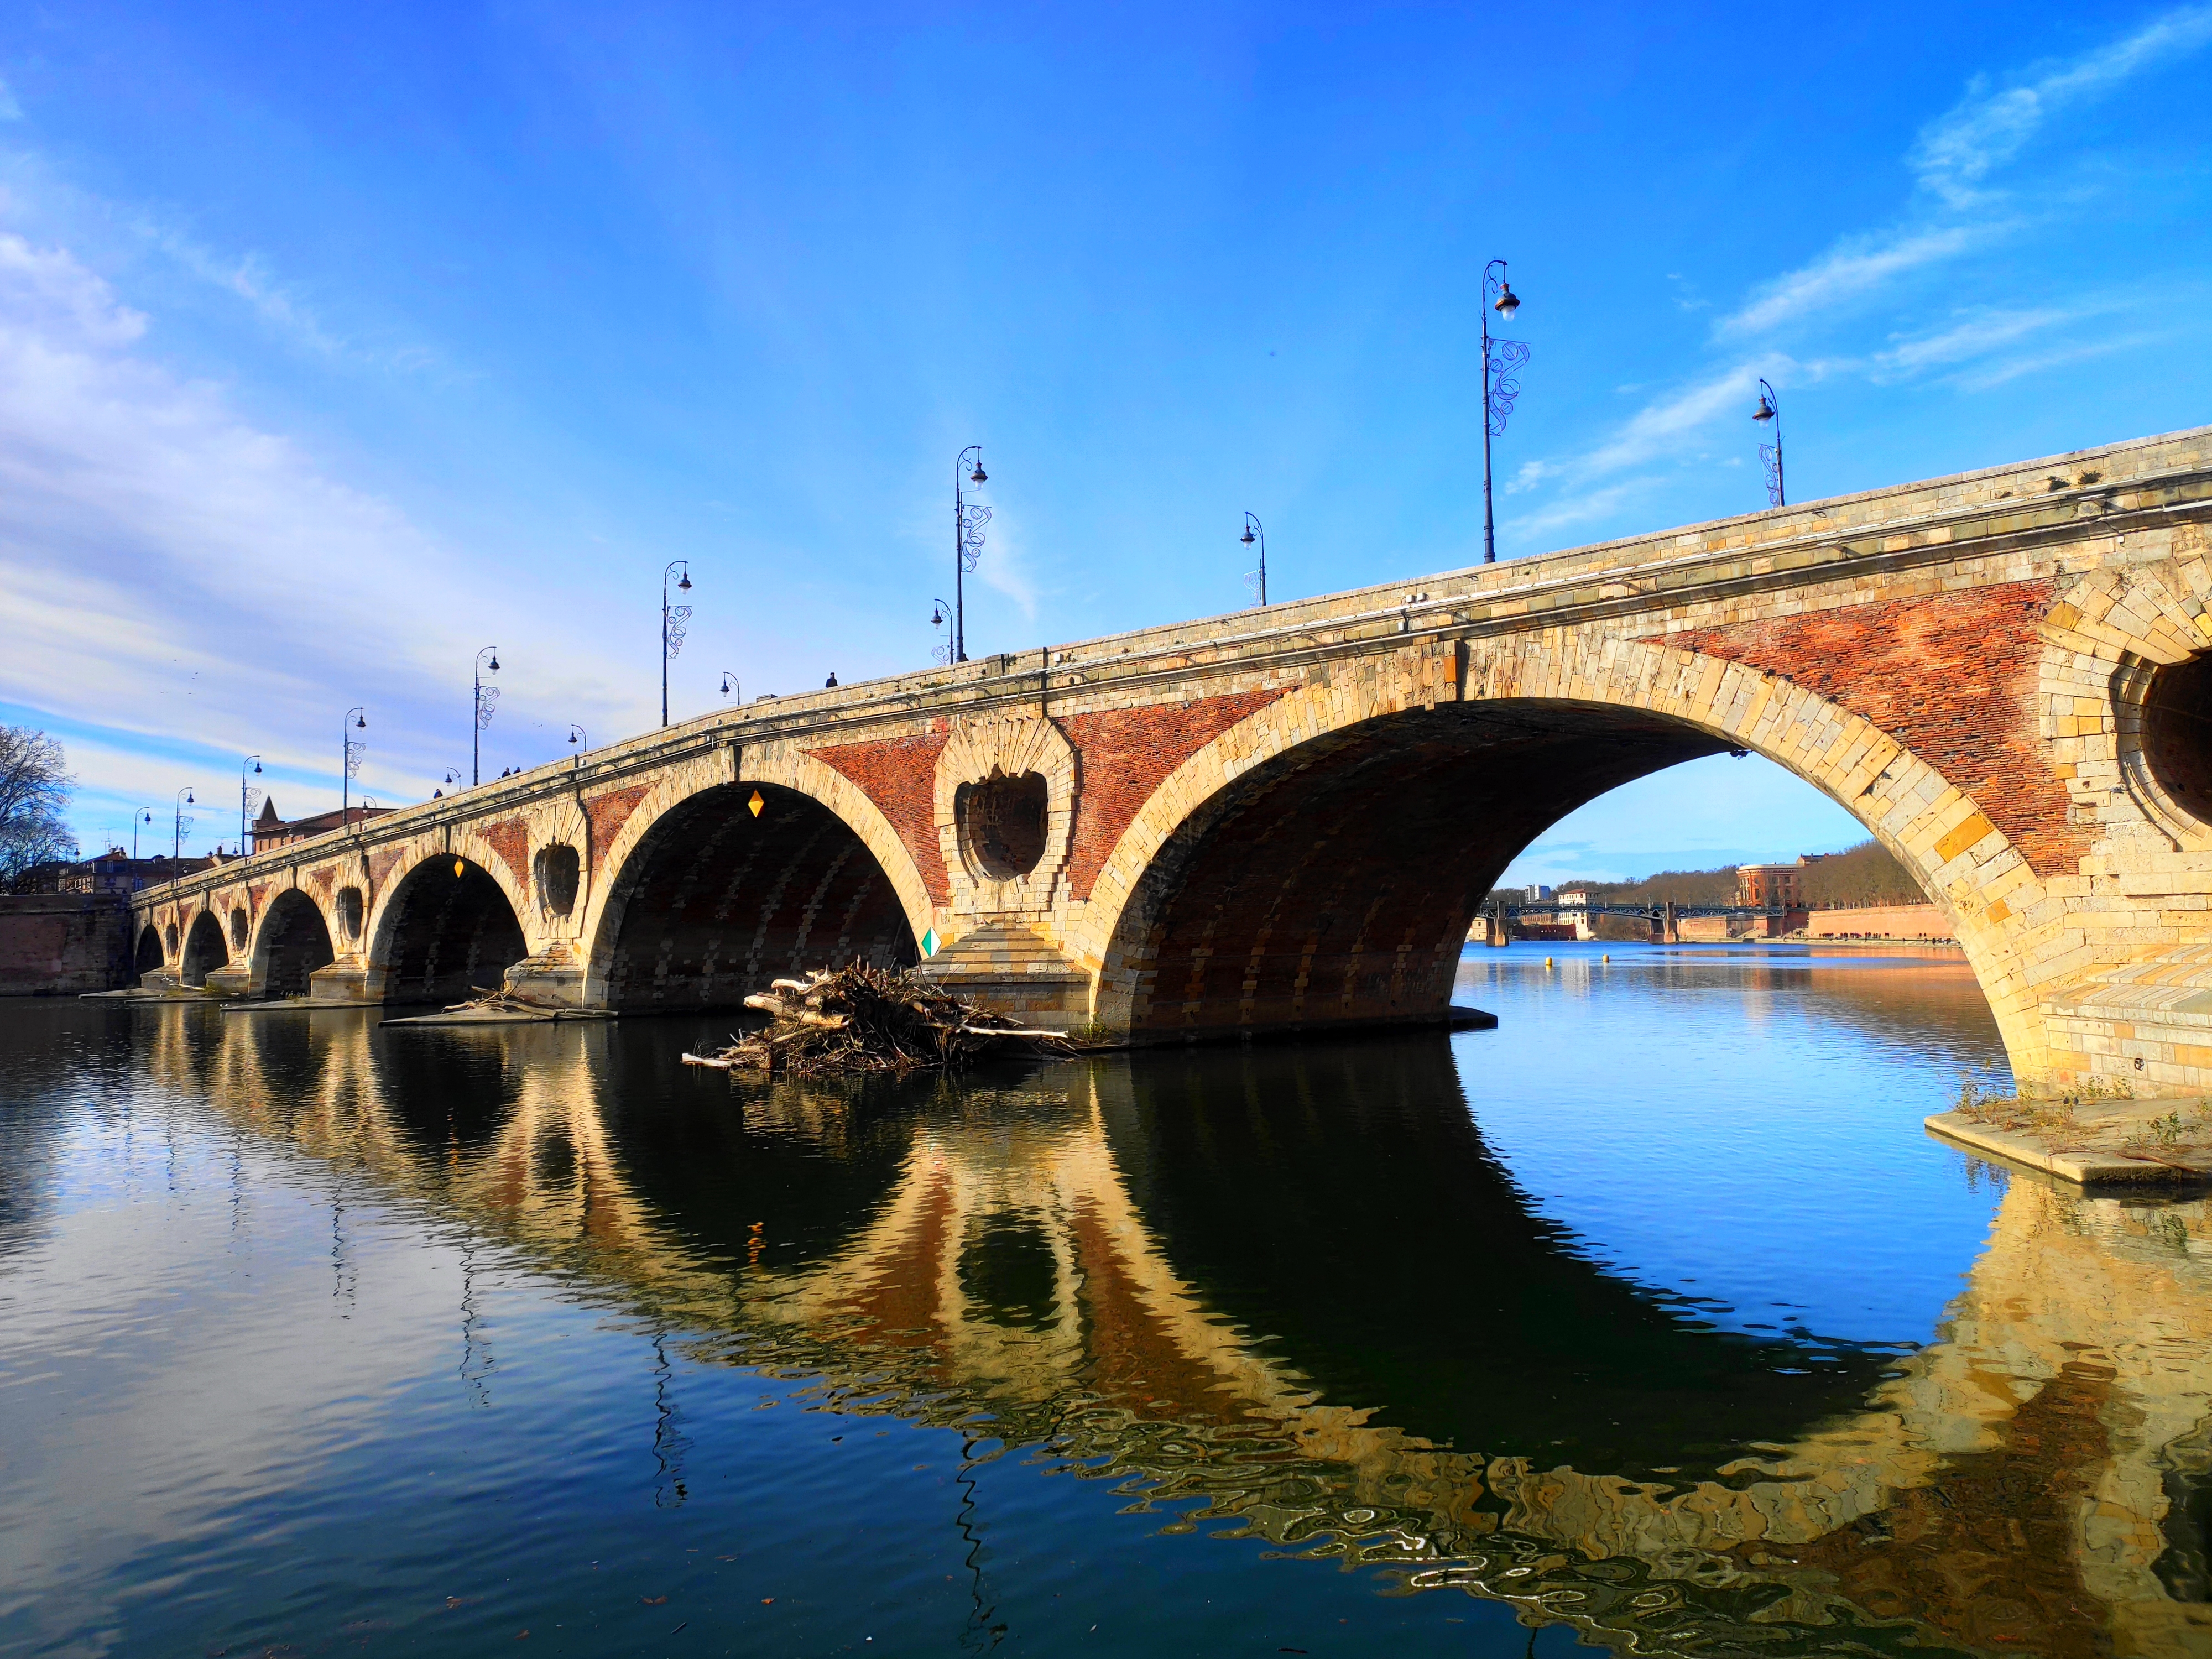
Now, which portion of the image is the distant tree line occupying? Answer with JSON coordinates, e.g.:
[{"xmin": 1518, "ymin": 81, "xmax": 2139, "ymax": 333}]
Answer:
[
  {"xmin": 1498, "ymin": 838, "xmax": 1926, "ymax": 910},
  {"xmin": 1, "ymin": 726, "xmax": 79, "ymax": 893}
]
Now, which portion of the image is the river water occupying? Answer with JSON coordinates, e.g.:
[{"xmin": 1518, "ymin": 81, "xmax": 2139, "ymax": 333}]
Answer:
[{"xmin": 2, "ymin": 943, "xmax": 2208, "ymax": 1657}]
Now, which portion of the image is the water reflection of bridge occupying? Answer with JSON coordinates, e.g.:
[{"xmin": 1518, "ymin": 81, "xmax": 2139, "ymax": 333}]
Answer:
[{"xmin": 147, "ymin": 1008, "xmax": 2212, "ymax": 1657}]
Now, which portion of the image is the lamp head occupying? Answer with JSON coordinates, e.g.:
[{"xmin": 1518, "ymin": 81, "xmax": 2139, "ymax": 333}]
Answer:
[
  {"xmin": 489, "ymin": 654, "xmax": 500, "ymax": 673},
  {"xmin": 1240, "ymin": 525, "xmax": 1256, "ymax": 546},
  {"xmin": 930, "ymin": 605, "xmax": 943, "ymax": 627},
  {"xmin": 969, "ymin": 462, "xmax": 987, "ymax": 485},
  {"xmin": 677, "ymin": 571, "xmax": 692, "ymax": 591},
  {"xmin": 253, "ymin": 761, "xmax": 262, "ymax": 774},
  {"xmin": 1753, "ymin": 394, "xmax": 1776, "ymax": 424},
  {"xmin": 355, "ymin": 712, "xmax": 367, "ymax": 729},
  {"xmin": 185, "ymin": 790, "xmax": 194, "ymax": 805},
  {"xmin": 719, "ymin": 675, "xmax": 732, "ymax": 695},
  {"xmin": 1494, "ymin": 282, "xmax": 1519, "ymax": 320}
]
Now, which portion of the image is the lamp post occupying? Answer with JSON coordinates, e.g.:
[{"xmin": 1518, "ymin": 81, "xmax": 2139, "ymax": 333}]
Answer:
[
  {"xmin": 342, "ymin": 708, "xmax": 366, "ymax": 824},
  {"xmin": 436, "ymin": 768, "xmax": 461, "ymax": 800},
  {"xmin": 1238, "ymin": 513, "xmax": 1268, "ymax": 606},
  {"xmin": 1480, "ymin": 259, "xmax": 1530, "ymax": 564},
  {"xmin": 928, "ymin": 599, "xmax": 954, "ymax": 667},
  {"xmin": 1752, "ymin": 378, "xmax": 1786, "ymax": 507},
  {"xmin": 473, "ymin": 646, "xmax": 500, "ymax": 786},
  {"xmin": 567, "ymin": 724, "xmax": 587, "ymax": 770},
  {"xmin": 132, "ymin": 808, "xmax": 153, "ymax": 860},
  {"xmin": 718, "ymin": 671, "xmax": 742, "ymax": 702},
  {"xmin": 239, "ymin": 756, "xmax": 263, "ymax": 858},
  {"xmin": 953, "ymin": 447, "xmax": 989, "ymax": 663},
  {"xmin": 173, "ymin": 787, "xmax": 196, "ymax": 861},
  {"xmin": 662, "ymin": 561, "xmax": 692, "ymax": 726}
]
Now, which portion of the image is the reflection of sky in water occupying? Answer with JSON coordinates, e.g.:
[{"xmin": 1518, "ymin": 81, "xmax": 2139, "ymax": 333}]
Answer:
[{"xmin": 1455, "ymin": 941, "xmax": 2012, "ymax": 1349}]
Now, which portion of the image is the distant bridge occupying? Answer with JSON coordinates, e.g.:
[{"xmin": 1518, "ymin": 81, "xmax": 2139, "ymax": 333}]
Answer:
[{"xmin": 132, "ymin": 425, "xmax": 2212, "ymax": 1096}]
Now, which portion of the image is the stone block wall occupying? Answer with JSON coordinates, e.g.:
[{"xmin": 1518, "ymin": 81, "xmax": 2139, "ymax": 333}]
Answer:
[{"xmin": 0, "ymin": 894, "xmax": 133, "ymax": 996}]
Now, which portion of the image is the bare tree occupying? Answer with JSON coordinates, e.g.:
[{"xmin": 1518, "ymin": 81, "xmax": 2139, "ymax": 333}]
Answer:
[{"xmin": 0, "ymin": 726, "xmax": 78, "ymax": 891}]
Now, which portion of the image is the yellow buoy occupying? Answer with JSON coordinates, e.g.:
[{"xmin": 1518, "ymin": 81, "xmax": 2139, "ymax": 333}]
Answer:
[{"xmin": 1545, "ymin": 956, "xmax": 1554, "ymax": 968}]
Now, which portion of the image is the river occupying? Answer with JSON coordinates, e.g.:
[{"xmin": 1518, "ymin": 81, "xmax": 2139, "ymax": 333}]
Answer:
[{"xmin": 2, "ymin": 942, "xmax": 2208, "ymax": 1656}]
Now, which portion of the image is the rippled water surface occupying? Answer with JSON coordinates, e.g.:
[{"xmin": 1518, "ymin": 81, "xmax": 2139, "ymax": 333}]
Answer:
[{"xmin": 4, "ymin": 942, "xmax": 2210, "ymax": 1657}]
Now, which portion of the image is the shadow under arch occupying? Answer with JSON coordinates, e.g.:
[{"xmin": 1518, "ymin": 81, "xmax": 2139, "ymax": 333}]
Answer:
[
  {"xmin": 254, "ymin": 890, "xmax": 335, "ymax": 1000},
  {"xmin": 179, "ymin": 911, "xmax": 228, "ymax": 987},
  {"xmin": 372, "ymin": 855, "xmax": 528, "ymax": 1005},
  {"xmin": 1091, "ymin": 1039, "xmax": 1896, "ymax": 1476},
  {"xmin": 590, "ymin": 780, "xmax": 919, "ymax": 1013},
  {"xmin": 1097, "ymin": 700, "xmax": 1732, "ymax": 1039},
  {"xmin": 133, "ymin": 924, "xmax": 164, "ymax": 984}
]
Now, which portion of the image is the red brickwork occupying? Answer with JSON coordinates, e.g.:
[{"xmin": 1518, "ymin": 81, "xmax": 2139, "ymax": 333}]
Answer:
[
  {"xmin": 586, "ymin": 784, "xmax": 653, "ymax": 876},
  {"xmin": 807, "ymin": 732, "xmax": 953, "ymax": 902},
  {"xmin": 369, "ymin": 848, "xmax": 404, "ymax": 895},
  {"xmin": 1062, "ymin": 690, "xmax": 1290, "ymax": 900},
  {"xmin": 476, "ymin": 816, "xmax": 533, "ymax": 894},
  {"xmin": 1663, "ymin": 580, "xmax": 2085, "ymax": 877}
]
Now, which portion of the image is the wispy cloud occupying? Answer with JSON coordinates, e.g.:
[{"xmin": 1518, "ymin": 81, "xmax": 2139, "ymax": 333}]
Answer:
[
  {"xmin": 1579, "ymin": 366, "xmax": 1765, "ymax": 477},
  {"xmin": 1910, "ymin": 4, "xmax": 2212, "ymax": 205},
  {"xmin": 1718, "ymin": 227, "xmax": 1980, "ymax": 338},
  {"xmin": 0, "ymin": 76, "xmax": 22, "ymax": 122},
  {"xmin": 1868, "ymin": 307, "xmax": 2066, "ymax": 378},
  {"xmin": 1952, "ymin": 329, "xmax": 2169, "ymax": 392}
]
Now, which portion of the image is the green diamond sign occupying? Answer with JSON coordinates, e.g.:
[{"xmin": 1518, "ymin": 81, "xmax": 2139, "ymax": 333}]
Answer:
[{"xmin": 921, "ymin": 927, "xmax": 940, "ymax": 958}]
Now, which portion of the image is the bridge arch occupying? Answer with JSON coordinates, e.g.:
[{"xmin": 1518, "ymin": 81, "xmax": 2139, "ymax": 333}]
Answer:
[
  {"xmin": 585, "ymin": 758, "xmax": 926, "ymax": 1013},
  {"xmin": 179, "ymin": 910, "xmax": 228, "ymax": 987},
  {"xmin": 367, "ymin": 853, "xmax": 530, "ymax": 1005},
  {"xmin": 1073, "ymin": 637, "xmax": 2047, "ymax": 1066},
  {"xmin": 133, "ymin": 924, "xmax": 164, "ymax": 984},
  {"xmin": 253, "ymin": 888, "xmax": 336, "ymax": 1000}
]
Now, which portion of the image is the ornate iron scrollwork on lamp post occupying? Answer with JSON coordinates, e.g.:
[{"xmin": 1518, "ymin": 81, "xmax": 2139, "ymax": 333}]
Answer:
[
  {"xmin": 341, "ymin": 708, "xmax": 366, "ymax": 825},
  {"xmin": 1239, "ymin": 513, "xmax": 1268, "ymax": 606},
  {"xmin": 239, "ymin": 756, "xmax": 263, "ymax": 858},
  {"xmin": 954, "ymin": 447, "xmax": 990, "ymax": 664},
  {"xmin": 473, "ymin": 646, "xmax": 500, "ymax": 786},
  {"xmin": 173, "ymin": 787, "xmax": 196, "ymax": 862},
  {"xmin": 662, "ymin": 561, "xmax": 693, "ymax": 727},
  {"xmin": 1753, "ymin": 378, "xmax": 1786, "ymax": 507},
  {"xmin": 1480, "ymin": 259, "xmax": 1530, "ymax": 565}
]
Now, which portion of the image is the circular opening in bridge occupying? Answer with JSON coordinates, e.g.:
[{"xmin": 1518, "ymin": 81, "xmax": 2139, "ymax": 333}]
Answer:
[
  {"xmin": 336, "ymin": 886, "xmax": 364, "ymax": 942},
  {"xmin": 2145, "ymin": 653, "xmax": 2212, "ymax": 823},
  {"xmin": 956, "ymin": 770, "xmax": 1049, "ymax": 881},
  {"xmin": 229, "ymin": 907, "xmax": 249, "ymax": 950},
  {"xmin": 535, "ymin": 843, "xmax": 580, "ymax": 917}
]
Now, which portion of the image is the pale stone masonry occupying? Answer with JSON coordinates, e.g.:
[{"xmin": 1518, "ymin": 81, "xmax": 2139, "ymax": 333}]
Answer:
[{"xmin": 131, "ymin": 425, "xmax": 2212, "ymax": 1095}]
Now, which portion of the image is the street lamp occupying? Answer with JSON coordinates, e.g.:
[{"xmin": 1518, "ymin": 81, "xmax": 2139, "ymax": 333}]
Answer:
[
  {"xmin": 953, "ymin": 447, "xmax": 990, "ymax": 664},
  {"xmin": 568, "ymin": 724, "xmax": 587, "ymax": 770},
  {"xmin": 132, "ymin": 807, "xmax": 153, "ymax": 860},
  {"xmin": 435, "ymin": 768, "xmax": 462, "ymax": 800},
  {"xmin": 473, "ymin": 646, "xmax": 500, "ymax": 786},
  {"xmin": 928, "ymin": 599, "xmax": 954, "ymax": 667},
  {"xmin": 1239, "ymin": 513, "xmax": 1268, "ymax": 606},
  {"xmin": 342, "ymin": 708, "xmax": 366, "ymax": 825},
  {"xmin": 662, "ymin": 561, "xmax": 693, "ymax": 726},
  {"xmin": 173, "ymin": 787, "xmax": 196, "ymax": 861},
  {"xmin": 1480, "ymin": 259, "xmax": 1531, "ymax": 565},
  {"xmin": 239, "ymin": 756, "xmax": 263, "ymax": 858},
  {"xmin": 718, "ymin": 671, "xmax": 741, "ymax": 701},
  {"xmin": 1752, "ymin": 378, "xmax": 1786, "ymax": 507}
]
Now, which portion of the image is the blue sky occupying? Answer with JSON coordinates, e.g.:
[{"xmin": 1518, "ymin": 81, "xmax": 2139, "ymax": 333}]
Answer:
[{"xmin": 2, "ymin": 3, "xmax": 2208, "ymax": 882}]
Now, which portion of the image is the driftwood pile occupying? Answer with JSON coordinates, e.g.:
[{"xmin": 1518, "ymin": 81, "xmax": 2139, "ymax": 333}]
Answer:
[{"xmin": 682, "ymin": 963, "xmax": 1074, "ymax": 1076}]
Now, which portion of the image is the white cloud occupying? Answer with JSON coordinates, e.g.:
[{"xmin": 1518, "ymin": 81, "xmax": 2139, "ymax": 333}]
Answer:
[
  {"xmin": 1952, "ymin": 328, "xmax": 2168, "ymax": 392},
  {"xmin": 1910, "ymin": 5, "xmax": 2212, "ymax": 205},
  {"xmin": 1580, "ymin": 365, "xmax": 1765, "ymax": 477},
  {"xmin": 1718, "ymin": 227, "xmax": 1980, "ymax": 338}
]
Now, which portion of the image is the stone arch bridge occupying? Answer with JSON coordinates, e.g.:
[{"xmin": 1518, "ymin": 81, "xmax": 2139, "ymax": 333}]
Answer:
[{"xmin": 134, "ymin": 426, "xmax": 2212, "ymax": 1096}]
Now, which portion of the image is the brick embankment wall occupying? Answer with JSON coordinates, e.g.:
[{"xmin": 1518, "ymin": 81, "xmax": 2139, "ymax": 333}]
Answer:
[
  {"xmin": 0, "ymin": 894, "xmax": 133, "ymax": 995},
  {"xmin": 1804, "ymin": 904, "xmax": 1957, "ymax": 941}
]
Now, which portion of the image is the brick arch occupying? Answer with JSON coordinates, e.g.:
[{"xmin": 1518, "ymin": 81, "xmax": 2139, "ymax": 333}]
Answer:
[
  {"xmin": 364, "ymin": 849, "xmax": 531, "ymax": 1005},
  {"xmin": 1076, "ymin": 638, "xmax": 2051, "ymax": 1068},
  {"xmin": 581, "ymin": 743, "xmax": 932, "ymax": 1011},
  {"xmin": 250, "ymin": 886, "xmax": 337, "ymax": 1000},
  {"xmin": 179, "ymin": 909, "xmax": 228, "ymax": 987}
]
